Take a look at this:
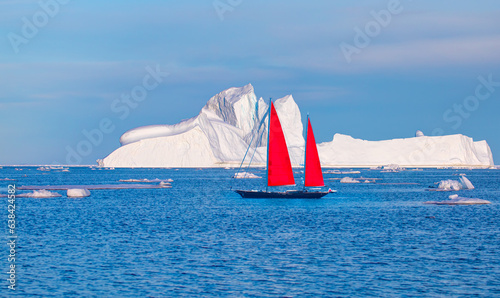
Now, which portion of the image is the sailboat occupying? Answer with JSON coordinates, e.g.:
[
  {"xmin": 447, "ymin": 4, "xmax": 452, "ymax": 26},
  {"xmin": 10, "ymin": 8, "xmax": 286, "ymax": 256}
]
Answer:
[{"xmin": 234, "ymin": 101, "xmax": 332, "ymax": 199}]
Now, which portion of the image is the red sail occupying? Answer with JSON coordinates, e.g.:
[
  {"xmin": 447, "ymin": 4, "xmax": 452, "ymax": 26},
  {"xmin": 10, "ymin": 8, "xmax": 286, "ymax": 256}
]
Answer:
[
  {"xmin": 267, "ymin": 103, "xmax": 295, "ymax": 187},
  {"xmin": 305, "ymin": 118, "xmax": 325, "ymax": 187}
]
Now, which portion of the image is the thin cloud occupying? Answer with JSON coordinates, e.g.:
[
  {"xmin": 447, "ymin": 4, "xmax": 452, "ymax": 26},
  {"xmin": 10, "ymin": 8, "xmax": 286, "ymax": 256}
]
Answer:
[{"xmin": 350, "ymin": 36, "xmax": 500, "ymax": 70}]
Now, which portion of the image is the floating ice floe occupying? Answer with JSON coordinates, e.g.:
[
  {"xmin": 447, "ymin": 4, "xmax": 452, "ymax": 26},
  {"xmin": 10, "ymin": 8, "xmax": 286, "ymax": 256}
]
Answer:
[
  {"xmin": 233, "ymin": 172, "xmax": 262, "ymax": 179},
  {"xmin": 323, "ymin": 170, "xmax": 361, "ymax": 174},
  {"xmin": 67, "ymin": 188, "xmax": 91, "ymax": 198},
  {"xmin": 44, "ymin": 166, "xmax": 70, "ymax": 172},
  {"xmin": 19, "ymin": 184, "xmax": 170, "ymax": 190},
  {"xmin": 0, "ymin": 178, "xmax": 16, "ymax": 181},
  {"xmin": 340, "ymin": 177, "xmax": 360, "ymax": 183},
  {"xmin": 159, "ymin": 181, "xmax": 172, "ymax": 188},
  {"xmin": 437, "ymin": 180, "xmax": 463, "ymax": 191},
  {"xmin": 119, "ymin": 178, "xmax": 173, "ymax": 183},
  {"xmin": 381, "ymin": 164, "xmax": 405, "ymax": 173},
  {"xmin": 19, "ymin": 190, "xmax": 62, "ymax": 198},
  {"xmin": 432, "ymin": 175, "xmax": 475, "ymax": 191},
  {"xmin": 424, "ymin": 194, "xmax": 491, "ymax": 205}
]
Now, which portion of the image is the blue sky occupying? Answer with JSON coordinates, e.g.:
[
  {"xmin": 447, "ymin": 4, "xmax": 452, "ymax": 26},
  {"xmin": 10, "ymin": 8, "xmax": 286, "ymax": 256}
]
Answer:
[{"xmin": 1, "ymin": 0, "xmax": 499, "ymax": 165}]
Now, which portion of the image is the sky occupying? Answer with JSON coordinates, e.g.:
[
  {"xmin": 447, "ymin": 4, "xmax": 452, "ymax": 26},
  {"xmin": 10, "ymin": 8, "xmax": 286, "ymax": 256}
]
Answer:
[{"xmin": 1, "ymin": 0, "xmax": 499, "ymax": 165}]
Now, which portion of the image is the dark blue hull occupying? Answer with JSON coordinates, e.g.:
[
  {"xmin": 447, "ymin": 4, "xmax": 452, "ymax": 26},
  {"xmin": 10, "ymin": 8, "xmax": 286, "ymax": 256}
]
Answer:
[{"xmin": 234, "ymin": 190, "xmax": 330, "ymax": 199}]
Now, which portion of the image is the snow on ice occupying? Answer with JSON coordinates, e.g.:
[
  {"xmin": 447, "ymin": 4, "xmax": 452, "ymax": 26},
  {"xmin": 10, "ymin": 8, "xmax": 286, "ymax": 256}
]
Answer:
[{"xmin": 99, "ymin": 84, "xmax": 495, "ymax": 168}]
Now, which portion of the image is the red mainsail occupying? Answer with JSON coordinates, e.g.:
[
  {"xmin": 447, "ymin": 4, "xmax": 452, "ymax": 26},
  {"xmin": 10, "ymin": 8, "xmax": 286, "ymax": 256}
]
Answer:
[
  {"xmin": 304, "ymin": 118, "xmax": 325, "ymax": 187},
  {"xmin": 267, "ymin": 103, "xmax": 295, "ymax": 187}
]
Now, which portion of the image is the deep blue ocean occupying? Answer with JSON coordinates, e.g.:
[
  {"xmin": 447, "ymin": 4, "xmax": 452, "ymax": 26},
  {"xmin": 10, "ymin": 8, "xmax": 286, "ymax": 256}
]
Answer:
[{"xmin": 1, "ymin": 167, "xmax": 499, "ymax": 297}]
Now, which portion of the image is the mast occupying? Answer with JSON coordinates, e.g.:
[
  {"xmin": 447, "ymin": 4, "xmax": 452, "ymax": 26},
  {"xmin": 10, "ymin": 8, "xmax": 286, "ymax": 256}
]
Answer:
[
  {"xmin": 303, "ymin": 114, "xmax": 309, "ymax": 190},
  {"xmin": 266, "ymin": 98, "xmax": 271, "ymax": 192}
]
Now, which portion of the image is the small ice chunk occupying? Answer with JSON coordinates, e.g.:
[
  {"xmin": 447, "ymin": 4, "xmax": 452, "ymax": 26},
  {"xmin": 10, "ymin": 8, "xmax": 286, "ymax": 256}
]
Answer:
[
  {"xmin": 159, "ymin": 181, "xmax": 172, "ymax": 188},
  {"xmin": 23, "ymin": 190, "xmax": 62, "ymax": 198},
  {"xmin": 67, "ymin": 188, "xmax": 91, "ymax": 198},
  {"xmin": 459, "ymin": 176, "xmax": 474, "ymax": 189},
  {"xmin": 233, "ymin": 172, "xmax": 261, "ymax": 179},
  {"xmin": 415, "ymin": 130, "xmax": 424, "ymax": 137},
  {"xmin": 323, "ymin": 170, "xmax": 341, "ymax": 174},
  {"xmin": 383, "ymin": 164, "xmax": 401, "ymax": 170},
  {"xmin": 340, "ymin": 177, "xmax": 360, "ymax": 183},
  {"xmin": 437, "ymin": 179, "xmax": 463, "ymax": 191},
  {"xmin": 435, "ymin": 176, "xmax": 474, "ymax": 191},
  {"xmin": 381, "ymin": 164, "xmax": 404, "ymax": 172}
]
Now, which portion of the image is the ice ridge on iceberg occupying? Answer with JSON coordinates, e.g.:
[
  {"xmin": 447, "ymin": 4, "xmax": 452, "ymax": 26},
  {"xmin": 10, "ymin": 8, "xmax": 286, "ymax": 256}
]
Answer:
[{"xmin": 99, "ymin": 84, "xmax": 494, "ymax": 168}]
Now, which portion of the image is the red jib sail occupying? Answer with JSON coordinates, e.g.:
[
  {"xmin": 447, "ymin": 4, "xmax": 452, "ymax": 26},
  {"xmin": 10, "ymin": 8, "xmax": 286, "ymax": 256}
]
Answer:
[
  {"xmin": 267, "ymin": 102, "xmax": 295, "ymax": 187},
  {"xmin": 304, "ymin": 118, "xmax": 325, "ymax": 187}
]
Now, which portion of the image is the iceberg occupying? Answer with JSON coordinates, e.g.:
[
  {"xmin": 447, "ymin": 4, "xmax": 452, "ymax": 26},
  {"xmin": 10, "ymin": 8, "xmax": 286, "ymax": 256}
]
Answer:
[
  {"xmin": 100, "ymin": 84, "xmax": 495, "ymax": 168},
  {"xmin": 432, "ymin": 175, "xmax": 475, "ymax": 191},
  {"xmin": 459, "ymin": 176, "xmax": 475, "ymax": 190},
  {"xmin": 318, "ymin": 134, "xmax": 493, "ymax": 168},
  {"xmin": 67, "ymin": 188, "xmax": 91, "ymax": 198},
  {"xmin": 437, "ymin": 180, "xmax": 464, "ymax": 191}
]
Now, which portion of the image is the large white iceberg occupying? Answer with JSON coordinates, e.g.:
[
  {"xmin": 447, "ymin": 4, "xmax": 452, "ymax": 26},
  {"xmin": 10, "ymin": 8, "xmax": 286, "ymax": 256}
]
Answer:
[
  {"xmin": 99, "ymin": 84, "xmax": 494, "ymax": 168},
  {"xmin": 318, "ymin": 133, "xmax": 493, "ymax": 167}
]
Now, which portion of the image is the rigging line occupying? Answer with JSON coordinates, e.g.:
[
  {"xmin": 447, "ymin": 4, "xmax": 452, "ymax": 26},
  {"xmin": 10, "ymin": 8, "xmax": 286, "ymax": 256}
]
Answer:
[
  {"xmin": 245, "ymin": 113, "xmax": 267, "ymax": 173},
  {"xmin": 265, "ymin": 98, "xmax": 272, "ymax": 193},
  {"xmin": 243, "ymin": 108, "xmax": 269, "ymax": 172},
  {"xmin": 303, "ymin": 113, "xmax": 309, "ymax": 190},
  {"xmin": 231, "ymin": 107, "xmax": 270, "ymax": 188}
]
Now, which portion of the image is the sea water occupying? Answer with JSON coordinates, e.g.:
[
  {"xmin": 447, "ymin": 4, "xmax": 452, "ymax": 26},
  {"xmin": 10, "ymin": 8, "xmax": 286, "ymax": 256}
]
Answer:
[{"xmin": 1, "ymin": 167, "xmax": 499, "ymax": 296}]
